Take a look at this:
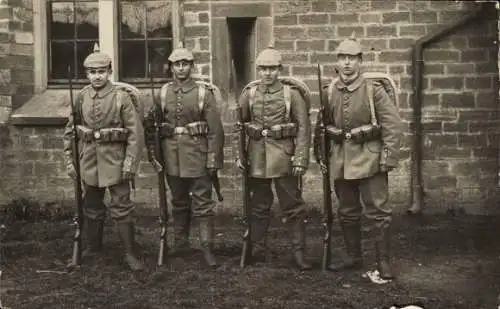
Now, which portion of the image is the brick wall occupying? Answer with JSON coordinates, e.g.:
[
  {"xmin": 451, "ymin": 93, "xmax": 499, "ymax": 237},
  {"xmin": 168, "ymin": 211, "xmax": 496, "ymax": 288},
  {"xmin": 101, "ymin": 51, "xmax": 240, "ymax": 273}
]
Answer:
[{"xmin": 1, "ymin": 0, "xmax": 499, "ymax": 215}]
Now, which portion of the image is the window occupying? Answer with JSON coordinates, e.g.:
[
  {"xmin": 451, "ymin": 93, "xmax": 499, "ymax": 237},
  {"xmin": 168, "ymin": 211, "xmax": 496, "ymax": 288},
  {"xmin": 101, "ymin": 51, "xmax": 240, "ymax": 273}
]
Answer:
[
  {"xmin": 45, "ymin": 0, "xmax": 176, "ymax": 86},
  {"xmin": 48, "ymin": 0, "xmax": 99, "ymax": 84},
  {"xmin": 119, "ymin": 0, "xmax": 174, "ymax": 82}
]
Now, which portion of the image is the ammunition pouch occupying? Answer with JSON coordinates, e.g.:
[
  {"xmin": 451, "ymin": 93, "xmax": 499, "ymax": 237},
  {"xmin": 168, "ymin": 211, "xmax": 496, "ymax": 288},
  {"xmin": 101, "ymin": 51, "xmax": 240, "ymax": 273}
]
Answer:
[
  {"xmin": 158, "ymin": 123, "xmax": 175, "ymax": 138},
  {"xmin": 186, "ymin": 121, "xmax": 209, "ymax": 136},
  {"xmin": 76, "ymin": 126, "xmax": 129, "ymax": 143},
  {"xmin": 350, "ymin": 124, "xmax": 381, "ymax": 144},
  {"xmin": 325, "ymin": 125, "xmax": 344, "ymax": 143},
  {"xmin": 245, "ymin": 122, "xmax": 297, "ymax": 140}
]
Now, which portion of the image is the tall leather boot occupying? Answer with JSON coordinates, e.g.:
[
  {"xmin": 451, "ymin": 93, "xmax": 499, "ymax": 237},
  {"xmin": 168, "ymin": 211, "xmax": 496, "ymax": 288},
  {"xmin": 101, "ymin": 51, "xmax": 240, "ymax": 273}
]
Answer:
[
  {"xmin": 82, "ymin": 218, "xmax": 104, "ymax": 258},
  {"xmin": 198, "ymin": 217, "xmax": 217, "ymax": 268},
  {"xmin": 328, "ymin": 221, "xmax": 363, "ymax": 271},
  {"xmin": 249, "ymin": 217, "xmax": 271, "ymax": 261},
  {"xmin": 376, "ymin": 226, "xmax": 395, "ymax": 279},
  {"xmin": 169, "ymin": 211, "xmax": 191, "ymax": 256},
  {"xmin": 291, "ymin": 219, "xmax": 312, "ymax": 270},
  {"xmin": 117, "ymin": 221, "xmax": 145, "ymax": 271}
]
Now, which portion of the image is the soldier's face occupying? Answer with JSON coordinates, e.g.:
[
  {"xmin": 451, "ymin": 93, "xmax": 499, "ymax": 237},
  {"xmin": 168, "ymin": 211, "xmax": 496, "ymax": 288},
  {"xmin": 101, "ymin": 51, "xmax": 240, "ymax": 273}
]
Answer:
[
  {"xmin": 337, "ymin": 54, "xmax": 362, "ymax": 76},
  {"xmin": 171, "ymin": 60, "xmax": 193, "ymax": 81},
  {"xmin": 257, "ymin": 66, "xmax": 281, "ymax": 85},
  {"xmin": 86, "ymin": 67, "xmax": 111, "ymax": 89}
]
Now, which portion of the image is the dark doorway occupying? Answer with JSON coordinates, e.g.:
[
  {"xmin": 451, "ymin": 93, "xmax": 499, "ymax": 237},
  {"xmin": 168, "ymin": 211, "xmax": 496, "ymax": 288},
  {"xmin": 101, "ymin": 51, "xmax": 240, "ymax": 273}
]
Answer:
[{"xmin": 227, "ymin": 17, "xmax": 256, "ymax": 97}]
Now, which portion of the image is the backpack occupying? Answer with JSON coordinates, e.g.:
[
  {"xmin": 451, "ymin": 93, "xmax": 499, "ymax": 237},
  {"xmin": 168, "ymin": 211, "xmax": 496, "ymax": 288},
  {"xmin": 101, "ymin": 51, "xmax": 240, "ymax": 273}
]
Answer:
[
  {"xmin": 327, "ymin": 72, "xmax": 399, "ymax": 126},
  {"xmin": 242, "ymin": 76, "xmax": 312, "ymax": 122},
  {"xmin": 159, "ymin": 78, "xmax": 223, "ymax": 116}
]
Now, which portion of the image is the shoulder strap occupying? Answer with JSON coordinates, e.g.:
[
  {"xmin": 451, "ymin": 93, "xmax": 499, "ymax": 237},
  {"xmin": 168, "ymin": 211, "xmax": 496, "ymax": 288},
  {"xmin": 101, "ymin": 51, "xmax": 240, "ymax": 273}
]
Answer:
[
  {"xmin": 327, "ymin": 80, "xmax": 336, "ymax": 106},
  {"xmin": 283, "ymin": 84, "xmax": 291, "ymax": 122},
  {"xmin": 160, "ymin": 83, "xmax": 170, "ymax": 112},
  {"xmin": 115, "ymin": 89, "xmax": 123, "ymax": 111},
  {"xmin": 198, "ymin": 84, "xmax": 206, "ymax": 112},
  {"xmin": 248, "ymin": 85, "xmax": 258, "ymax": 111},
  {"xmin": 74, "ymin": 91, "xmax": 84, "ymax": 125},
  {"xmin": 366, "ymin": 80, "xmax": 378, "ymax": 126}
]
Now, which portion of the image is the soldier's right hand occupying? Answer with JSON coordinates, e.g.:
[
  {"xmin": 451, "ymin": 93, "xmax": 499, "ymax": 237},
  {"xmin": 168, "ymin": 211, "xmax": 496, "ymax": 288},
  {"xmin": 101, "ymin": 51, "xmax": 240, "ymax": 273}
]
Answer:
[
  {"xmin": 319, "ymin": 161, "xmax": 328, "ymax": 175},
  {"xmin": 66, "ymin": 164, "xmax": 77, "ymax": 180},
  {"xmin": 235, "ymin": 158, "xmax": 245, "ymax": 171},
  {"xmin": 150, "ymin": 158, "xmax": 163, "ymax": 173}
]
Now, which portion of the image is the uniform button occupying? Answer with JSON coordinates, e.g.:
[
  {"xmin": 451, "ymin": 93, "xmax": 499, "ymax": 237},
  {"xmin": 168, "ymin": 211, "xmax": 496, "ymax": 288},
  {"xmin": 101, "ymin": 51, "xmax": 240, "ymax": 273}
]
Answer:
[{"xmin": 344, "ymin": 95, "xmax": 349, "ymax": 100}]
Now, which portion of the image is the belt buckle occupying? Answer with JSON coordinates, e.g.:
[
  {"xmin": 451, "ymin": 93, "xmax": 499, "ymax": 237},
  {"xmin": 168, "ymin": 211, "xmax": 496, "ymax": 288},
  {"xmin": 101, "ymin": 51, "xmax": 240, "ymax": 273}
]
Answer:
[
  {"xmin": 174, "ymin": 127, "xmax": 184, "ymax": 134},
  {"xmin": 94, "ymin": 131, "xmax": 101, "ymax": 140},
  {"xmin": 261, "ymin": 129, "xmax": 269, "ymax": 137},
  {"xmin": 345, "ymin": 132, "xmax": 352, "ymax": 140}
]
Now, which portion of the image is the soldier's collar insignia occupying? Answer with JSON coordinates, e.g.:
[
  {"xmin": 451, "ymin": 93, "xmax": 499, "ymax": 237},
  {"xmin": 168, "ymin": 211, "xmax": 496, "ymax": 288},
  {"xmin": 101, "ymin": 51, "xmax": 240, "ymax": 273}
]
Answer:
[
  {"xmin": 173, "ymin": 78, "xmax": 196, "ymax": 93},
  {"xmin": 257, "ymin": 81, "xmax": 283, "ymax": 93},
  {"xmin": 89, "ymin": 81, "xmax": 113, "ymax": 98}
]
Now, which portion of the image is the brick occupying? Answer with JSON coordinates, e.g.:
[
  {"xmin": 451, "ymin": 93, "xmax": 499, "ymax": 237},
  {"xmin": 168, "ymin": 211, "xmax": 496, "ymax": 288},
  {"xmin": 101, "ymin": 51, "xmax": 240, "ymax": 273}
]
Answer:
[
  {"xmin": 275, "ymin": 26, "xmax": 307, "ymax": 40},
  {"xmin": 389, "ymin": 38, "xmax": 415, "ymax": 49},
  {"xmin": 274, "ymin": 40, "xmax": 294, "ymax": 51},
  {"xmin": 472, "ymin": 148, "xmax": 497, "ymax": 159},
  {"xmin": 460, "ymin": 50, "xmax": 488, "ymax": 62},
  {"xmin": 0, "ymin": 6, "xmax": 11, "ymax": 19},
  {"xmin": 468, "ymin": 37, "xmax": 496, "ymax": 49},
  {"xmin": 370, "ymin": 0, "xmax": 397, "ymax": 10},
  {"xmin": 476, "ymin": 63, "xmax": 497, "ymax": 74},
  {"xmin": 420, "ymin": 121, "xmax": 441, "ymax": 133},
  {"xmin": 382, "ymin": 12, "xmax": 410, "ymax": 24},
  {"xmin": 199, "ymin": 38, "xmax": 209, "ymax": 50},
  {"xmin": 359, "ymin": 39, "xmax": 388, "ymax": 51},
  {"xmin": 193, "ymin": 51, "xmax": 210, "ymax": 63},
  {"xmin": 398, "ymin": 25, "xmax": 426, "ymax": 37},
  {"xmin": 307, "ymin": 26, "xmax": 336, "ymax": 39},
  {"xmin": 397, "ymin": 1, "xmax": 429, "ymax": 10},
  {"xmin": 425, "ymin": 134, "xmax": 458, "ymax": 148},
  {"xmin": 438, "ymin": 11, "xmax": 468, "ymax": 24},
  {"xmin": 411, "ymin": 11, "xmax": 437, "ymax": 24},
  {"xmin": 184, "ymin": 12, "xmax": 198, "ymax": 25},
  {"xmin": 10, "ymin": 69, "xmax": 32, "ymax": 84},
  {"xmin": 360, "ymin": 13, "xmax": 381, "ymax": 24},
  {"xmin": 443, "ymin": 122, "xmax": 468, "ymax": 132},
  {"xmin": 423, "ymin": 64, "xmax": 445, "ymax": 75},
  {"xmin": 292, "ymin": 65, "xmax": 317, "ymax": 76},
  {"xmin": 310, "ymin": 52, "xmax": 336, "ymax": 63},
  {"xmin": 469, "ymin": 121, "xmax": 500, "ymax": 133},
  {"xmin": 366, "ymin": 25, "xmax": 397, "ymax": 37},
  {"xmin": 296, "ymin": 40, "xmax": 325, "ymax": 51},
  {"xmin": 422, "ymin": 110, "xmax": 458, "ymax": 122},
  {"xmin": 426, "ymin": 176, "xmax": 457, "ymax": 190},
  {"xmin": 0, "ymin": 32, "xmax": 12, "ymax": 42},
  {"xmin": 327, "ymin": 39, "xmax": 342, "ymax": 51},
  {"xmin": 338, "ymin": 26, "xmax": 364, "ymax": 37},
  {"xmin": 436, "ymin": 147, "xmax": 471, "ymax": 160},
  {"xmin": 198, "ymin": 12, "xmax": 208, "ymax": 23},
  {"xmin": 330, "ymin": 13, "xmax": 359, "ymax": 23},
  {"xmin": 312, "ymin": 0, "xmax": 337, "ymax": 12},
  {"xmin": 445, "ymin": 63, "xmax": 474, "ymax": 75},
  {"xmin": 389, "ymin": 65, "xmax": 405, "ymax": 75},
  {"xmin": 458, "ymin": 110, "xmax": 499, "ymax": 122},
  {"xmin": 185, "ymin": 2, "xmax": 209, "ymax": 12},
  {"xmin": 281, "ymin": 52, "xmax": 308, "ymax": 64},
  {"xmin": 378, "ymin": 50, "xmax": 410, "ymax": 63},
  {"xmin": 450, "ymin": 37, "xmax": 467, "ymax": 49},
  {"xmin": 272, "ymin": 1, "xmax": 311, "ymax": 15},
  {"xmin": 9, "ymin": 42, "xmax": 31, "ymax": 56},
  {"xmin": 13, "ymin": 31, "xmax": 31, "ymax": 44},
  {"xmin": 458, "ymin": 134, "xmax": 488, "ymax": 147},
  {"xmin": 441, "ymin": 92, "xmax": 474, "ymax": 108},
  {"xmin": 274, "ymin": 15, "xmax": 297, "ymax": 26},
  {"xmin": 360, "ymin": 51, "xmax": 375, "ymax": 62},
  {"xmin": 476, "ymin": 92, "xmax": 497, "ymax": 109},
  {"xmin": 299, "ymin": 13, "xmax": 328, "ymax": 24},
  {"xmin": 424, "ymin": 50, "xmax": 460, "ymax": 62},
  {"xmin": 422, "ymin": 161, "xmax": 451, "ymax": 176},
  {"xmin": 185, "ymin": 25, "xmax": 208, "ymax": 37},
  {"xmin": 430, "ymin": 0, "xmax": 464, "ymax": 10},
  {"xmin": 465, "ymin": 77, "xmax": 492, "ymax": 90},
  {"xmin": 422, "ymin": 94, "xmax": 440, "ymax": 108}
]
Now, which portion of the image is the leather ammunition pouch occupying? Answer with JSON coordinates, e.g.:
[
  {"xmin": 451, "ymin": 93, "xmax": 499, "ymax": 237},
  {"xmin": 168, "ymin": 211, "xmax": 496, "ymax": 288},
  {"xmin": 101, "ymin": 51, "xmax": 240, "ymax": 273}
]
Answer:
[
  {"xmin": 350, "ymin": 124, "xmax": 381, "ymax": 144},
  {"xmin": 325, "ymin": 125, "xmax": 344, "ymax": 143},
  {"xmin": 186, "ymin": 121, "xmax": 209, "ymax": 136},
  {"xmin": 76, "ymin": 126, "xmax": 129, "ymax": 143},
  {"xmin": 245, "ymin": 122, "xmax": 297, "ymax": 140},
  {"xmin": 160, "ymin": 121, "xmax": 209, "ymax": 138}
]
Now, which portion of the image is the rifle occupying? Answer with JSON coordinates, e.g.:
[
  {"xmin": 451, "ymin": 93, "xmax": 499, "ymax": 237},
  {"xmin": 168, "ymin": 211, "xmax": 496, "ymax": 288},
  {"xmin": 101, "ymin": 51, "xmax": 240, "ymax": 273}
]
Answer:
[
  {"xmin": 68, "ymin": 65, "xmax": 84, "ymax": 267},
  {"xmin": 317, "ymin": 64, "xmax": 333, "ymax": 271},
  {"xmin": 149, "ymin": 63, "xmax": 169, "ymax": 266},
  {"xmin": 234, "ymin": 61, "xmax": 252, "ymax": 268}
]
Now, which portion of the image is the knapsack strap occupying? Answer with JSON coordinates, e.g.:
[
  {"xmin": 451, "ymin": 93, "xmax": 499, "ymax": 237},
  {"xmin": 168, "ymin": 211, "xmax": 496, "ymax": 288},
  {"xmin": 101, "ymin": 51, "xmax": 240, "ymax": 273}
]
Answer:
[
  {"xmin": 366, "ymin": 80, "xmax": 378, "ymax": 126},
  {"xmin": 198, "ymin": 84, "xmax": 206, "ymax": 118},
  {"xmin": 160, "ymin": 83, "xmax": 170, "ymax": 112},
  {"xmin": 283, "ymin": 84, "xmax": 291, "ymax": 122}
]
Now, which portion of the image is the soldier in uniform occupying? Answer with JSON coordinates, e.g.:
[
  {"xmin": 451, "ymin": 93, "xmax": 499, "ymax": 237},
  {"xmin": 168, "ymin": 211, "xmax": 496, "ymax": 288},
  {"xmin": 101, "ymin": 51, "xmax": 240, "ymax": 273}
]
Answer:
[
  {"xmin": 63, "ymin": 51, "xmax": 145, "ymax": 271},
  {"xmin": 236, "ymin": 46, "xmax": 312, "ymax": 270},
  {"xmin": 145, "ymin": 46, "xmax": 224, "ymax": 268},
  {"xmin": 313, "ymin": 37, "xmax": 403, "ymax": 279}
]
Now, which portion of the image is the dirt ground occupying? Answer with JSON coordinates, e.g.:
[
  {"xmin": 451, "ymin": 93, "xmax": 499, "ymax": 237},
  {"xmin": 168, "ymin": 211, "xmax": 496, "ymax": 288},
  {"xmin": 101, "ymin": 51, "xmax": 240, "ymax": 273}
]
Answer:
[{"xmin": 1, "ymin": 207, "xmax": 499, "ymax": 309}]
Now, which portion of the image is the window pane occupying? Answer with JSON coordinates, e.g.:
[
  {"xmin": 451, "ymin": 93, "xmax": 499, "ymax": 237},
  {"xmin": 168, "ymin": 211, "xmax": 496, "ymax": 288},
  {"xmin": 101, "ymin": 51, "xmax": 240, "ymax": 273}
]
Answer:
[
  {"xmin": 120, "ymin": 2, "xmax": 146, "ymax": 39},
  {"xmin": 149, "ymin": 40, "xmax": 173, "ymax": 77},
  {"xmin": 50, "ymin": 41, "xmax": 74, "ymax": 79},
  {"xmin": 146, "ymin": 1, "xmax": 172, "ymax": 38},
  {"xmin": 75, "ymin": 2, "xmax": 99, "ymax": 39},
  {"xmin": 76, "ymin": 41, "xmax": 96, "ymax": 79},
  {"xmin": 50, "ymin": 2, "xmax": 75, "ymax": 39},
  {"xmin": 120, "ymin": 41, "xmax": 146, "ymax": 78}
]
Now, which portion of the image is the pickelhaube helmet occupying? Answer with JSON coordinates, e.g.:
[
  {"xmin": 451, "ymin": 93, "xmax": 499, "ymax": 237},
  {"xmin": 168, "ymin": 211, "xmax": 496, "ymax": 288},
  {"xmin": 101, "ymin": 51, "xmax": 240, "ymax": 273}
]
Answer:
[
  {"xmin": 83, "ymin": 43, "xmax": 112, "ymax": 68},
  {"xmin": 168, "ymin": 42, "xmax": 194, "ymax": 62},
  {"xmin": 255, "ymin": 44, "xmax": 282, "ymax": 67},
  {"xmin": 335, "ymin": 32, "xmax": 363, "ymax": 56}
]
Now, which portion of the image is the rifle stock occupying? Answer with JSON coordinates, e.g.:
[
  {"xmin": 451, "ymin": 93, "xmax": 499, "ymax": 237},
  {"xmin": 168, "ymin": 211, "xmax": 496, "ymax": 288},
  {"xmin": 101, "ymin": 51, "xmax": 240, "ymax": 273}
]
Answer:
[
  {"xmin": 149, "ymin": 63, "xmax": 169, "ymax": 267},
  {"xmin": 233, "ymin": 61, "xmax": 252, "ymax": 268},
  {"xmin": 317, "ymin": 64, "xmax": 333, "ymax": 271},
  {"xmin": 68, "ymin": 65, "xmax": 84, "ymax": 267}
]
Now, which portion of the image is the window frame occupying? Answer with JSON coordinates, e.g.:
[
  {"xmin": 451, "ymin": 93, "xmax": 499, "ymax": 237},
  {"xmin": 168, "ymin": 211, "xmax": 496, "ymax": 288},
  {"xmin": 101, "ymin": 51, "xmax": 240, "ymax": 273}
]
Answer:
[{"xmin": 37, "ymin": 0, "xmax": 180, "ymax": 91}]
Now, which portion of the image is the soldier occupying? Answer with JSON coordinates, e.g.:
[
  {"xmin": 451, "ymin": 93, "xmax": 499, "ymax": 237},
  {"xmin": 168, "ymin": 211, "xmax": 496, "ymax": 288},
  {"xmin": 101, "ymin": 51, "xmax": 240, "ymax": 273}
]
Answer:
[
  {"xmin": 63, "ymin": 50, "xmax": 145, "ymax": 271},
  {"xmin": 313, "ymin": 36, "xmax": 403, "ymax": 279},
  {"xmin": 236, "ymin": 46, "xmax": 312, "ymax": 270},
  {"xmin": 145, "ymin": 46, "xmax": 224, "ymax": 268}
]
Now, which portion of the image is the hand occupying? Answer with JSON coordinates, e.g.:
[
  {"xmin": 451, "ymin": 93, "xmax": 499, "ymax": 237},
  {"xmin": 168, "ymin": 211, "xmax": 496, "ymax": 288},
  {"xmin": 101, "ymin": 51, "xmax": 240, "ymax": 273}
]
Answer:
[
  {"xmin": 235, "ymin": 159, "xmax": 245, "ymax": 171},
  {"xmin": 318, "ymin": 161, "xmax": 328, "ymax": 175},
  {"xmin": 380, "ymin": 165, "xmax": 395, "ymax": 173},
  {"xmin": 150, "ymin": 158, "xmax": 163, "ymax": 173},
  {"xmin": 121, "ymin": 171, "xmax": 135, "ymax": 181},
  {"xmin": 292, "ymin": 166, "xmax": 306, "ymax": 176},
  {"xmin": 207, "ymin": 168, "xmax": 217, "ymax": 177},
  {"xmin": 67, "ymin": 164, "xmax": 76, "ymax": 180}
]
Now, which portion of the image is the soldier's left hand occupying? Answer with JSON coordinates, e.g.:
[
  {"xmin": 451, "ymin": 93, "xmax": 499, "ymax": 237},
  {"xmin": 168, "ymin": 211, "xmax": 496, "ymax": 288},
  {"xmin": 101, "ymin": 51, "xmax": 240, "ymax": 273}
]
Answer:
[
  {"xmin": 380, "ymin": 165, "xmax": 395, "ymax": 173},
  {"xmin": 207, "ymin": 168, "xmax": 218, "ymax": 177},
  {"xmin": 292, "ymin": 166, "xmax": 306, "ymax": 176},
  {"xmin": 122, "ymin": 170, "xmax": 135, "ymax": 181}
]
